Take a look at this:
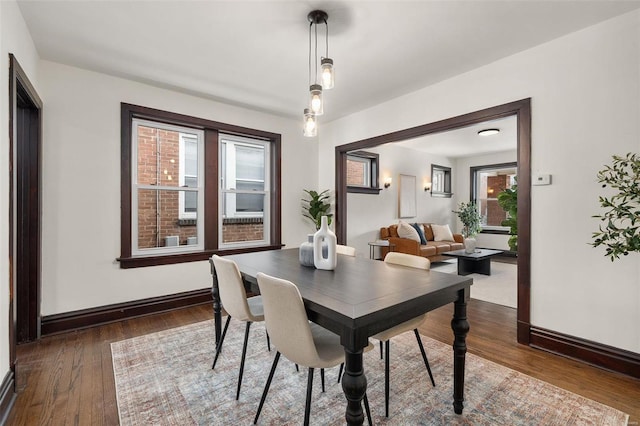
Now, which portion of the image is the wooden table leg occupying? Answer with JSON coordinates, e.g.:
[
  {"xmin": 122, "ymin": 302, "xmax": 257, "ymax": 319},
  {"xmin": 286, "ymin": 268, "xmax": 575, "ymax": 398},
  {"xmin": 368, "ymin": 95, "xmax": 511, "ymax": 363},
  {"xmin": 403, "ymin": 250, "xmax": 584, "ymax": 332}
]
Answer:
[
  {"xmin": 209, "ymin": 258, "xmax": 222, "ymax": 344},
  {"xmin": 342, "ymin": 348, "xmax": 366, "ymax": 425},
  {"xmin": 451, "ymin": 288, "xmax": 470, "ymax": 414}
]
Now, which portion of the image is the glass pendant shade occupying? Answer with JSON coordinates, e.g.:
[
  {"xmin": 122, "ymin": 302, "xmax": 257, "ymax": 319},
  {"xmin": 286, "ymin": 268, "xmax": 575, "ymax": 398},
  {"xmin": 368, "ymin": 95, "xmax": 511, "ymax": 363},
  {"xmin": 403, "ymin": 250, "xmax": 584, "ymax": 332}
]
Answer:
[
  {"xmin": 321, "ymin": 58, "xmax": 334, "ymax": 89},
  {"xmin": 309, "ymin": 84, "xmax": 323, "ymax": 115},
  {"xmin": 303, "ymin": 109, "xmax": 317, "ymax": 137}
]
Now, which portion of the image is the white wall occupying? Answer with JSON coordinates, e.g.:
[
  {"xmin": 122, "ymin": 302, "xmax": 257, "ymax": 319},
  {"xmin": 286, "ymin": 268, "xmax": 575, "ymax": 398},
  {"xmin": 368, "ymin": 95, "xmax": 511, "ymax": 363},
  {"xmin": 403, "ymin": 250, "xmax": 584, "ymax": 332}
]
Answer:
[
  {"xmin": 38, "ymin": 60, "xmax": 317, "ymax": 316},
  {"xmin": 320, "ymin": 11, "xmax": 640, "ymax": 353},
  {"xmin": 346, "ymin": 144, "xmax": 456, "ymax": 256},
  {"xmin": 454, "ymin": 150, "xmax": 517, "ymax": 251},
  {"xmin": 0, "ymin": 0, "xmax": 41, "ymax": 391}
]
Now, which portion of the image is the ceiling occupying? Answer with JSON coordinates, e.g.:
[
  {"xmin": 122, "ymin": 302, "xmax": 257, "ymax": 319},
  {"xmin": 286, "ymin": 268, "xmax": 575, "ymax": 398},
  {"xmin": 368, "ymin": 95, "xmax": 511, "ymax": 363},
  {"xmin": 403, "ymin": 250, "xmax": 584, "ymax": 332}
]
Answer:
[
  {"xmin": 18, "ymin": 0, "xmax": 640, "ymax": 124},
  {"xmin": 394, "ymin": 115, "xmax": 517, "ymax": 158}
]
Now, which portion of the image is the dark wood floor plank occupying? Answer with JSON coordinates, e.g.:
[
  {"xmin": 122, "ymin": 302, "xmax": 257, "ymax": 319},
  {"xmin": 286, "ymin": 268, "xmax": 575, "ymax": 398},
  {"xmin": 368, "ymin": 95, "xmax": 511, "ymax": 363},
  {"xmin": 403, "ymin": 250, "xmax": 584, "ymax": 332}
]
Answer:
[{"xmin": 6, "ymin": 301, "xmax": 639, "ymax": 424}]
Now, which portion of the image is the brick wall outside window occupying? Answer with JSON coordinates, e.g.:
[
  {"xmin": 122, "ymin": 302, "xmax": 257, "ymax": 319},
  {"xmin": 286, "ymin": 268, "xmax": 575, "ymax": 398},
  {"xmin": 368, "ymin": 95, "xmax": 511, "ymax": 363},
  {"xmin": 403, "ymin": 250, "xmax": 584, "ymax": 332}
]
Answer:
[{"xmin": 137, "ymin": 126, "xmax": 196, "ymax": 248}]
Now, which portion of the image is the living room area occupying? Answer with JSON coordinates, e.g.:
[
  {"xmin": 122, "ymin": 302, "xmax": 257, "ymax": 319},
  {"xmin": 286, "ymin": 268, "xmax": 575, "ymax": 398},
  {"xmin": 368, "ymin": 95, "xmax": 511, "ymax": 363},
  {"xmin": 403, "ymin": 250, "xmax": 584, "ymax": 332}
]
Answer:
[{"xmin": 343, "ymin": 115, "xmax": 518, "ymax": 309}]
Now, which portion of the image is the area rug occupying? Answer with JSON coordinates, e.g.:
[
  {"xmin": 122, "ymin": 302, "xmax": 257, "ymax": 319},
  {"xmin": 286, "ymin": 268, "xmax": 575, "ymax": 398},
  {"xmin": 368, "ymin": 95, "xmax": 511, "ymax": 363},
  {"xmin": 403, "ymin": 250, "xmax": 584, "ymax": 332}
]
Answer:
[
  {"xmin": 431, "ymin": 260, "xmax": 517, "ymax": 309},
  {"xmin": 111, "ymin": 319, "xmax": 628, "ymax": 425}
]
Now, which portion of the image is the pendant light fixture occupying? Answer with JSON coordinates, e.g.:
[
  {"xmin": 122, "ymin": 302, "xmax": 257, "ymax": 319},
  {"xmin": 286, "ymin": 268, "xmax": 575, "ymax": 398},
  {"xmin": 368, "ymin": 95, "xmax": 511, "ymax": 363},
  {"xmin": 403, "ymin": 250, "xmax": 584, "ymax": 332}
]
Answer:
[{"xmin": 303, "ymin": 10, "xmax": 334, "ymax": 136}]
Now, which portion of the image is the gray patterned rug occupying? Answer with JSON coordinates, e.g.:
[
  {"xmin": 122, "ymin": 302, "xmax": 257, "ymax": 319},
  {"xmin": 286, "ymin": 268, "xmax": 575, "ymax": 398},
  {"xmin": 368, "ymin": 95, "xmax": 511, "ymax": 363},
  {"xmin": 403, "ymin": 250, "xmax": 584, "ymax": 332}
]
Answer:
[{"xmin": 111, "ymin": 319, "xmax": 628, "ymax": 425}]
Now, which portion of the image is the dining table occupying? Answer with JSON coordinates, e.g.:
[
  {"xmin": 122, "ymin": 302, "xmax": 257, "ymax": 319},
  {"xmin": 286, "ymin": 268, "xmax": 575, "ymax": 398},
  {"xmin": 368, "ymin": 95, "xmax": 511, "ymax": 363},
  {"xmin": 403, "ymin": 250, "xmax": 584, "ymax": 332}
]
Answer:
[{"xmin": 210, "ymin": 248, "xmax": 472, "ymax": 425}]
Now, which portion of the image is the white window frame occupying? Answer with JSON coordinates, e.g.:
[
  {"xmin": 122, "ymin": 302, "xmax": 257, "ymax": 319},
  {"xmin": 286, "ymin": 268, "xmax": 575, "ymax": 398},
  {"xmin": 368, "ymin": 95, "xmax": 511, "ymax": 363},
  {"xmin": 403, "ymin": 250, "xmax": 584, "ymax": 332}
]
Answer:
[
  {"xmin": 131, "ymin": 118, "xmax": 204, "ymax": 256},
  {"xmin": 471, "ymin": 163, "xmax": 517, "ymax": 232},
  {"xmin": 346, "ymin": 155, "xmax": 372, "ymax": 187},
  {"xmin": 219, "ymin": 134, "xmax": 270, "ymax": 249}
]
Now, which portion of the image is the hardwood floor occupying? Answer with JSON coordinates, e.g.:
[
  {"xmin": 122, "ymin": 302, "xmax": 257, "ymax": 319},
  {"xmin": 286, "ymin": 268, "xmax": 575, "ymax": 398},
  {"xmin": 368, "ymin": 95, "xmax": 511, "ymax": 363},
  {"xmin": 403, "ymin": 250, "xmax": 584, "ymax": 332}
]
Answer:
[{"xmin": 6, "ymin": 300, "xmax": 640, "ymax": 425}]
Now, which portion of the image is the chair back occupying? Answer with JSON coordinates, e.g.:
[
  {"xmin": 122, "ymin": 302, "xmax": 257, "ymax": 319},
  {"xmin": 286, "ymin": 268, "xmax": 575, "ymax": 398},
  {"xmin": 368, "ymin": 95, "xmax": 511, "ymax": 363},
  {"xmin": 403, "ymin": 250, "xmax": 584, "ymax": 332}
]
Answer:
[
  {"xmin": 384, "ymin": 252, "xmax": 430, "ymax": 270},
  {"xmin": 211, "ymin": 255, "xmax": 254, "ymax": 322},
  {"xmin": 256, "ymin": 272, "xmax": 322, "ymax": 366},
  {"xmin": 336, "ymin": 244, "xmax": 356, "ymax": 257}
]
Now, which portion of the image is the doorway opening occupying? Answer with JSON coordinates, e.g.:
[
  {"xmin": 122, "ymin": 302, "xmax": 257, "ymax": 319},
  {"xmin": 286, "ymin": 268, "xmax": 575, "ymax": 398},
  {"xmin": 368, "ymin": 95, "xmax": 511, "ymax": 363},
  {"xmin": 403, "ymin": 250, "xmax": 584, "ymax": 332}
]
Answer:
[
  {"xmin": 334, "ymin": 99, "xmax": 531, "ymax": 344},
  {"xmin": 9, "ymin": 54, "xmax": 43, "ymax": 377}
]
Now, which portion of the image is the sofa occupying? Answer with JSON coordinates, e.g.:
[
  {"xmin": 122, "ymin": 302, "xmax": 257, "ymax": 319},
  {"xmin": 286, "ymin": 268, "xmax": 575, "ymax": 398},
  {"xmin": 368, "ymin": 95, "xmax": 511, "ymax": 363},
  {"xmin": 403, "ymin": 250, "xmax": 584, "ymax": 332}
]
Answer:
[{"xmin": 379, "ymin": 223, "xmax": 464, "ymax": 262}]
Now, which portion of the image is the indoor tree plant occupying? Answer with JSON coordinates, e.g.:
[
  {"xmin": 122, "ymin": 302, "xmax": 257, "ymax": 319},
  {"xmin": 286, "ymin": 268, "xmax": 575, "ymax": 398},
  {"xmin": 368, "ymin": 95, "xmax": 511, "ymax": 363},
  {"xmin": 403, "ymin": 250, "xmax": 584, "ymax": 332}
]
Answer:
[
  {"xmin": 591, "ymin": 152, "xmax": 640, "ymax": 261},
  {"xmin": 453, "ymin": 201, "xmax": 482, "ymax": 253},
  {"xmin": 302, "ymin": 189, "xmax": 332, "ymax": 230},
  {"xmin": 497, "ymin": 179, "xmax": 518, "ymax": 252}
]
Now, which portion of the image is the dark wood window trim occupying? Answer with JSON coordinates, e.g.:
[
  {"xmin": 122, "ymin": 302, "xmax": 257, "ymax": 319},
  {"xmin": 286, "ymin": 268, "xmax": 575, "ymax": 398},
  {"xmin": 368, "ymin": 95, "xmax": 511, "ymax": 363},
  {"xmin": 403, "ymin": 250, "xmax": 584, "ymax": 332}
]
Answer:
[
  {"xmin": 430, "ymin": 163, "xmax": 453, "ymax": 198},
  {"xmin": 335, "ymin": 98, "xmax": 531, "ymax": 346},
  {"xmin": 470, "ymin": 161, "xmax": 517, "ymax": 235},
  {"xmin": 119, "ymin": 103, "xmax": 282, "ymax": 268},
  {"xmin": 346, "ymin": 150, "xmax": 381, "ymax": 194}
]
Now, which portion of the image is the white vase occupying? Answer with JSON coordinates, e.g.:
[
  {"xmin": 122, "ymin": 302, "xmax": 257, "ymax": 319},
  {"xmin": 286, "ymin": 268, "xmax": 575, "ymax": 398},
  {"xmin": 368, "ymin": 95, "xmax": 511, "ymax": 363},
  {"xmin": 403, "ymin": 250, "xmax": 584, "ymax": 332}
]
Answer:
[
  {"xmin": 464, "ymin": 237, "xmax": 476, "ymax": 254},
  {"xmin": 313, "ymin": 216, "xmax": 337, "ymax": 270}
]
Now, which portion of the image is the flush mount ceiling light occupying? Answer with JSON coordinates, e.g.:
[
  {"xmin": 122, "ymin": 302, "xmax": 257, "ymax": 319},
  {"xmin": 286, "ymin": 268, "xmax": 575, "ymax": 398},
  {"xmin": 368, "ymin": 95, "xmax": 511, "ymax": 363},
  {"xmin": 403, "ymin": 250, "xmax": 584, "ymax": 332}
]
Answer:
[
  {"xmin": 303, "ymin": 10, "xmax": 334, "ymax": 137},
  {"xmin": 477, "ymin": 128, "xmax": 500, "ymax": 136}
]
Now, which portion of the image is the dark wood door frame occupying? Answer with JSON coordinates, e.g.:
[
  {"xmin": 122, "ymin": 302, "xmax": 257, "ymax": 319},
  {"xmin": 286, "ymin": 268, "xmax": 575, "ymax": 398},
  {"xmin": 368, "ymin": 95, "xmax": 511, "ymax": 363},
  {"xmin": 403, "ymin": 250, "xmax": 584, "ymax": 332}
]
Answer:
[
  {"xmin": 9, "ymin": 53, "xmax": 43, "ymax": 373},
  {"xmin": 335, "ymin": 98, "xmax": 531, "ymax": 344}
]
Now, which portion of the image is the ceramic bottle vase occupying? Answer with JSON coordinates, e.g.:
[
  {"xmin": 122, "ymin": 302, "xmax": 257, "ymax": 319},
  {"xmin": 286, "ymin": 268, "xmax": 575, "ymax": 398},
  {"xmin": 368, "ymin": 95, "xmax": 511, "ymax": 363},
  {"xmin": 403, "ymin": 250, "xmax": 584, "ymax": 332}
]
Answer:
[
  {"xmin": 299, "ymin": 234, "xmax": 315, "ymax": 267},
  {"xmin": 313, "ymin": 216, "xmax": 337, "ymax": 270}
]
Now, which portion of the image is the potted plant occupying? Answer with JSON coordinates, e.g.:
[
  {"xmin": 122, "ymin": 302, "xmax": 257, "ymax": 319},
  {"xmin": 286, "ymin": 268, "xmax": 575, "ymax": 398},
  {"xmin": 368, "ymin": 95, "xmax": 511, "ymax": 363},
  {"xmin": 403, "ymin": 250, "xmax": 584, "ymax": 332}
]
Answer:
[
  {"xmin": 497, "ymin": 180, "xmax": 518, "ymax": 252},
  {"xmin": 591, "ymin": 152, "xmax": 640, "ymax": 261},
  {"xmin": 453, "ymin": 201, "xmax": 482, "ymax": 253},
  {"xmin": 302, "ymin": 189, "xmax": 333, "ymax": 230}
]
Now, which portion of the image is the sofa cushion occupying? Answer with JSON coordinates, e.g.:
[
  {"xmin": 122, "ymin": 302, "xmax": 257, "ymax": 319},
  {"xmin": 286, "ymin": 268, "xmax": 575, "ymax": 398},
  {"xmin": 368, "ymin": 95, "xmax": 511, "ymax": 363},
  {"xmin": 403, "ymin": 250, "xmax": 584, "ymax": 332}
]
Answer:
[
  {"xmin": 423, "ymin": 224, "xmax": 434, "ymax": 241},
  {"xmin": 388, "ymin": 224, "xmax": 399, "ymax": 238},
  {"xmin": 450, "ymin": 242, "xmax": 464, "ymax": 251},
  {"xmin": 432, "ymin": 224, "xmax": 454, "ymax": 242},
  {"xmin": 426, "ymin": 241, "xmax": 453, "ymax": 254},
  {"xmin": 411, "ymin": 223, "xmax": 427, "ymax": 244},
  {"xmin": 397, "ymin": 221, "xmax": 421, "ymax": 242},
  {"xmin": 419, "ymin": 245, "xmax": 437, "ymax": 257}
]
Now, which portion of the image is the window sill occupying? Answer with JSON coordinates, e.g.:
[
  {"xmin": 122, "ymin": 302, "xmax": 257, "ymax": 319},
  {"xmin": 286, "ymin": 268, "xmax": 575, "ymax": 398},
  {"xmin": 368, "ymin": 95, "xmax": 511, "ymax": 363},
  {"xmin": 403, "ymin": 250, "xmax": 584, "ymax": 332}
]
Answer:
[
  {"xmin": 347, "ymin": 186, "xmax": 382, "ymax": 194},
  {"xmin": 431, "ymin": 191, "xmax": 453, "ymax": 198},
  {"xmin": 480, "ymin": 229, "xmax": 510, "ymax": 235},
  {"xmin": 118, "ymin": 244, "xmax": 284, "ymax": 268}
]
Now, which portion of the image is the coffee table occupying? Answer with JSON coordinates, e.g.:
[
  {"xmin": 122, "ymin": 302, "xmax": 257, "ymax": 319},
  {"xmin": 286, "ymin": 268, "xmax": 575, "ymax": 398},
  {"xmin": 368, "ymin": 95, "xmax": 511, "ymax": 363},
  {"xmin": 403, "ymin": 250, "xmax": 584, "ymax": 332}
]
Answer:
[{"xmin": 443, "ymin": 248, "xmax": 503, "ymax": 276}]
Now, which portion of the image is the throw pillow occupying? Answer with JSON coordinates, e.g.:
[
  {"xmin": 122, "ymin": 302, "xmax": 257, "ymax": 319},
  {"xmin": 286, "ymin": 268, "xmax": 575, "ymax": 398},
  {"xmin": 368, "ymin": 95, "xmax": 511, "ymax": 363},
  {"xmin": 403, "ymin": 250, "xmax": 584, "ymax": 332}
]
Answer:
[
  {"xmin": 397, "ymin": 221, "xmax": 421, "ymax": 243},
  {"xmin": 411, "ymin": 223, "xmax": 427, "ymax": 245},
  {"xmin": 432, "ymin": 224, "xmax": 454, "ymax": 242}
]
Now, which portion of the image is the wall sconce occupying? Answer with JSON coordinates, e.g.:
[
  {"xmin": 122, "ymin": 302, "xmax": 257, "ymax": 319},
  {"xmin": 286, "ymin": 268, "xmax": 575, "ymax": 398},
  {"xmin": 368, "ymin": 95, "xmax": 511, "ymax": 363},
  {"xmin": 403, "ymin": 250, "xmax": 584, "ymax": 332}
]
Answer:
[
  {"xmin": 424, "ymin": 182, "xmax": 432, "ymax": 192},
  {"xmin": 384, "ymin": 177, "xmax": 392, "ymax": 188}
]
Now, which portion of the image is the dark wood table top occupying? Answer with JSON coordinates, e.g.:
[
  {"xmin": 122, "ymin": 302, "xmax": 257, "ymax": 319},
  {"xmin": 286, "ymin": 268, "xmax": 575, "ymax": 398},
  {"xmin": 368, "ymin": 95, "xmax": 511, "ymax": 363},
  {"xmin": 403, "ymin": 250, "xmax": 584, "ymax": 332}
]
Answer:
[
  {"xmin": 442, "ymin": 248, "xmax": 503, "ymax": 260},
  {"xmin": 226, "ymin": 248, "xmax": 472, "ymax": 344}
]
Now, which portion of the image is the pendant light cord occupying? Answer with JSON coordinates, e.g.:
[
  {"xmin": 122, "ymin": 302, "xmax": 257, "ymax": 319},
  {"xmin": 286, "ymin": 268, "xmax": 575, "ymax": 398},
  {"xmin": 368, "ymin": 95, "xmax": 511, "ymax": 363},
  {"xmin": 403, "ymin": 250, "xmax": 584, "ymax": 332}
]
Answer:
[
  {"xmin": 308, "ymin": 21, "xmax": 313, "ymax": 86},
  {"xmin": 314, "ymin": 21, "xmax": 318, "ymax": 84},
  {"xmin": 324, "ymin": 18, "xmax": 329, "ymax": 58}
]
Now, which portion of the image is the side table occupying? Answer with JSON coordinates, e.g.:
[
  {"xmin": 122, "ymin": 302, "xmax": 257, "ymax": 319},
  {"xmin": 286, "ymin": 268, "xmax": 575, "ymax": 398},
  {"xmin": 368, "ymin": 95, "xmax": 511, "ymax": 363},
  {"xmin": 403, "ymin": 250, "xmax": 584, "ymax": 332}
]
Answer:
[{"xmin": 368, "ymin": 240, "xmax": 396, "ymax": 260}]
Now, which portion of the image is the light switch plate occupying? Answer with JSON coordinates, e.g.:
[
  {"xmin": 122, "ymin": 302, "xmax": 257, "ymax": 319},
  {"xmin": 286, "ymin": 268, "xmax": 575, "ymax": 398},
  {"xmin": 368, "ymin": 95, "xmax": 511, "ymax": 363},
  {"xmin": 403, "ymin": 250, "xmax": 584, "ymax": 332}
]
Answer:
[{"xmin": 532, "ymin": 174, "xmax": 552, "ymax": 185}]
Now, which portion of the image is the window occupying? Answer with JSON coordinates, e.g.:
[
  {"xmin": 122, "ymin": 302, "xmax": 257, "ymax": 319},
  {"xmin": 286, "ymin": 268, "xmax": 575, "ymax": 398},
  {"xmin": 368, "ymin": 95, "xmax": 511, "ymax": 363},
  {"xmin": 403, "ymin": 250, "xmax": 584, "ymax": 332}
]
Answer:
[
  {"xmin": 132, "ymin": 119, "xmax": 204, "ymax": 255},
  {"xmin": 219, "ymin": 134, "xmax": 270, "ymax": 248},
  {"xmin": 346, "ymin": 151, "xmax": 380, "ymax": 194},
  {"xmin": 431, "ymin": 164, "xmax": 452, "ymax": 197},
  {"xmin": 470, "ymin": 162, "xmax": 517, "ymax": 232},
  {"xmin": 120, "ymin": 103, "xmax": 281, "ymax": 268}
]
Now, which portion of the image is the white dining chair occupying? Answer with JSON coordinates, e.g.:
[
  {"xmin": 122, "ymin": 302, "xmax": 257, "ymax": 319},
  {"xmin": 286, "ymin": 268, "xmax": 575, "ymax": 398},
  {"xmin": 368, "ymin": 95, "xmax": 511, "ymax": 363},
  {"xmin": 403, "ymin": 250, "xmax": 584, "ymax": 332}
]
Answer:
[
  {"xmin": 254, "ymin": 272, "xmax": 373, "ymax": 426},
  {"xmin": 210, "ymin": 255, "xmax": 270, "ymax": 401},
  {"xmin": 336, "ymin": 244, "xmax": 356, "ymax": 256},
  {"xmin": 372, "ymin": 251, "xmax": 436, "ymax": 417}
]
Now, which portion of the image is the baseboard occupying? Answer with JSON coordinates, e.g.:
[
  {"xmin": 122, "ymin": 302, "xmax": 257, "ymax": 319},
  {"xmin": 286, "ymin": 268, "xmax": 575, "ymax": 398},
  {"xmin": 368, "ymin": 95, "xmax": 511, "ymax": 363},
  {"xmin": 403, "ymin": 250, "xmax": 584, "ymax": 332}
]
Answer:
[
  {"xmin": 530, "ymin": 326, "xmax": 640, "ymax": 379},
  {"xmin": 41, "ymin": 288, "xmax": 213, "ymax": 336},
  {"xmin": 0, "ymin": 370, "xmax": 16, "ymax": 426}
]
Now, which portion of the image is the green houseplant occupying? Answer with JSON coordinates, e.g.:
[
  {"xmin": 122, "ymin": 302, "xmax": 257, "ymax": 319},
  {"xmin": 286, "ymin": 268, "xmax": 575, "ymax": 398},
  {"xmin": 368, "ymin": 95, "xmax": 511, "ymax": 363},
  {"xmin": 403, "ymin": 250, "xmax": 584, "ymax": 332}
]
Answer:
[
  {"xmin": 302, "ymin": 189, "xmax": 332, "ymax": 230},
  {"xmin": 453, "ymin": 201, "xmax": 482, "ymax": 238},
  {"xmin": 497, "ymin": 180, "xmax": 518, "ymax": 252},
  {"xmin": 591, "ymin": 152, "xmax": 640, "ymax": 261}
]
